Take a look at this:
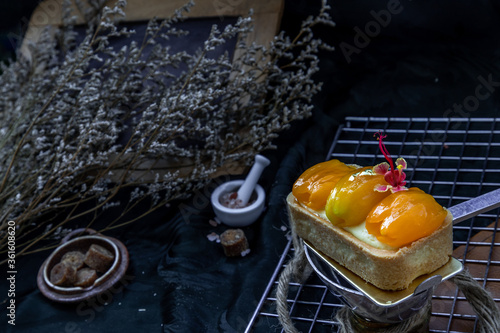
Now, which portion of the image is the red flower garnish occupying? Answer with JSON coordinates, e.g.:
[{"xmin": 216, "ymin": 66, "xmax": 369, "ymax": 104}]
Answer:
[{"xmin": 373, "ymin": 132, "xmax": 408, "ymax": 193}]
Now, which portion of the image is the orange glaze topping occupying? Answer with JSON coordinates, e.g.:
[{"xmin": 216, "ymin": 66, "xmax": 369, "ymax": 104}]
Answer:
[
  {"xmin": 365, "ymin": 187, "xmax": 448, "ymax": 247},
  {"xmin": 292, "ymin": 133, "xmax": 447, "ymax": 248},
  {"xmin": 325, "ymin": 168, "xmax": 391, "ymax": 227},
  {"xmin": 292, "ymin": 159, "xmax": 356, "ymax": 210}
]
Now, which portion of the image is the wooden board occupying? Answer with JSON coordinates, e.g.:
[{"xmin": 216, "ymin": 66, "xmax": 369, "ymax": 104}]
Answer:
[
  {"xmin": 20, "ymin": 0, "xmax": 284, "ymax": 179},
  {"xmin": 21, "ymin": 0, "xmax": 284, "ymax": 63}
]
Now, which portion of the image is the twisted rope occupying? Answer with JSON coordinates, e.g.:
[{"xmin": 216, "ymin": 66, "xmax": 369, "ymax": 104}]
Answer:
[
  {"xmin": 450, "ymin": 269, "xmax": 500, "ymax": 333},
  {"xmin": 276, "ymin": 231, "xmax": 312, "ymax": 333},
  {"xmin": 276, "ymin": 234, "xmax": 500, "ymax": 332}
]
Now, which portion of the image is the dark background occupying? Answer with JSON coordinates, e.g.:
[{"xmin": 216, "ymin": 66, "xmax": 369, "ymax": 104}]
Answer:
[{"xmin": 1, "ymin": 0, "xmax": 500, "ymax": 332}]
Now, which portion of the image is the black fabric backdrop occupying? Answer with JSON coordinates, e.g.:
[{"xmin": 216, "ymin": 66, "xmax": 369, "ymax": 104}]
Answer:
[{"xmin": 2, "ymin": 0, "xmax": 500, "ymax": 332}]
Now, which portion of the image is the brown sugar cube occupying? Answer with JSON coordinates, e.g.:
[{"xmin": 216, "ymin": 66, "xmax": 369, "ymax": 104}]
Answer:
[
  {"xmin": 84, "ymin": 244, "xmax": 115, "ymax": 273},
  {"xmin": 61, "ymin": 251, "xmax": 86, "ymax": 269},
  {"xmin": 220, "ymin": 229, "xmax": 249, "ymax": 257},
  {"xmin": 74, "ymin": 268, "xmax": 98, "ymax": 288},
  {"xmin": 50, "ymin": 262, "xmax": 77, "ymax": 286}
]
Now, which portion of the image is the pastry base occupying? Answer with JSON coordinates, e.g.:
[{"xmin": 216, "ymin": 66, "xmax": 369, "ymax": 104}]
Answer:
[{"xmin": 286, "ymin": 193, "xmax": 453, "ymax": 291}]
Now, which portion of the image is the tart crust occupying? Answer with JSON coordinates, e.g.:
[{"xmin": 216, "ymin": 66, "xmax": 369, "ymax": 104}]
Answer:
[{"xmin": 286, "ymin": 193, "xmax": 453, "ymax": 290}]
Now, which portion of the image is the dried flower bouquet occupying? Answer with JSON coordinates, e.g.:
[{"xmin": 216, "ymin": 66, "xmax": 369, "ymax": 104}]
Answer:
[{"xmin": 0, "ymin": 0, "xmax": 334, "ymax": 262}]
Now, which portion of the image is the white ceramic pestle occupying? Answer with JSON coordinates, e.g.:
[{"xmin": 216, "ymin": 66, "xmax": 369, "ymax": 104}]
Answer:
[{"xmin": 236, "ymin": 154, "xmax": 270, "ymax": 206}]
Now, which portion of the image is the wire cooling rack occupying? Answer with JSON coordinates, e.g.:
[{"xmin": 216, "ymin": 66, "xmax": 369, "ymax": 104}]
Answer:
[{"xmin": 246, "ymin": 117, "xmax": 500, "ymax": 333}]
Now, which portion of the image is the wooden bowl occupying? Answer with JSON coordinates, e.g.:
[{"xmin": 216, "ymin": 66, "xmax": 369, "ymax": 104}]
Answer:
[{"xmin": 37, "ymin": 229, "xmax": 129, "ymax": 303}]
